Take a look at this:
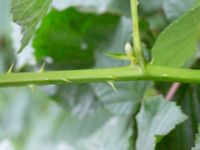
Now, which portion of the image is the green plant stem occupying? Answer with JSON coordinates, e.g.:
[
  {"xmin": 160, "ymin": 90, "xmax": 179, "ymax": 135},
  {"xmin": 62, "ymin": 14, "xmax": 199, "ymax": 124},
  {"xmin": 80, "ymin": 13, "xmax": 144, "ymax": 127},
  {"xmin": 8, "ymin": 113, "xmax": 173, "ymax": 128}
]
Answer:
[
  {"xmin": 1, "ymin": 65, "xmax": 200, "ymax": 87},
  {"xmin": 130, "ymin": 0, "xmax": 145, "ymax": 68}
]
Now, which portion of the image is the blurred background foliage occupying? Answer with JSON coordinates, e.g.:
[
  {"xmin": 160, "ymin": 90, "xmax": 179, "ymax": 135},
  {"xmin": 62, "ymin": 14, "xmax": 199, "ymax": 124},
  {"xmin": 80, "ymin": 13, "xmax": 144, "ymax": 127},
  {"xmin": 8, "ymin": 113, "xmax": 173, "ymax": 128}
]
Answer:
[{"xmin": 0, "ymin": 0, "xmax": 200, "ymax": 149}]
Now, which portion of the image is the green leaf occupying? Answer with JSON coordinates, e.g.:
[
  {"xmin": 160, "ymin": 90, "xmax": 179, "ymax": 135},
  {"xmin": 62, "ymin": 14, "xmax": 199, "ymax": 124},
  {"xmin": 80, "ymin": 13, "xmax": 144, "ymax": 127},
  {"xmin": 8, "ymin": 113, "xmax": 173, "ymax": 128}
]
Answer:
[
  {"xmin": 136, "ymin": 96, "xmax": 187, "ymax": 150},
  {"xmin": 192, "ymin": 124, "xmax": 200, "ymax": 150},
  {"xmin": 11, "ymin": 0, "xmax": 52, "ymax": 52},
  {"xmin": 151, "ymin": 4, "xmax": 200, "ymax": 67},
  {"xmin": 33, "ymin": 8, "xmax": 120, "ymax": 69}
]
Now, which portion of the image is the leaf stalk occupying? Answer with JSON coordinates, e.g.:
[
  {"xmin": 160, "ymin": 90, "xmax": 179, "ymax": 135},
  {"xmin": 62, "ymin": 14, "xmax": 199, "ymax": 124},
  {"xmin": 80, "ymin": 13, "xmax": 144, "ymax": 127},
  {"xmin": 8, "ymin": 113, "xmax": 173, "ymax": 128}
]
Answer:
[{"xmin": 130, "ymin": 0, "xmax": 145, "ymax": 69}]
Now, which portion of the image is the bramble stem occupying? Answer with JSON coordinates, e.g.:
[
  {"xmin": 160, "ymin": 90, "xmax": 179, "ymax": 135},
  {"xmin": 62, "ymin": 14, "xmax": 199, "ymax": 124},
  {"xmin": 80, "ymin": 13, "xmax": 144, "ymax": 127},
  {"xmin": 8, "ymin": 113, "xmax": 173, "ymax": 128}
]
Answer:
[
  {"xmin": 130, "ymin": 0, "xmax": 145, "ymax": 68},
  {"xmin": 1, "ymin": 65, "xmax": 200, "ymax": 87}
]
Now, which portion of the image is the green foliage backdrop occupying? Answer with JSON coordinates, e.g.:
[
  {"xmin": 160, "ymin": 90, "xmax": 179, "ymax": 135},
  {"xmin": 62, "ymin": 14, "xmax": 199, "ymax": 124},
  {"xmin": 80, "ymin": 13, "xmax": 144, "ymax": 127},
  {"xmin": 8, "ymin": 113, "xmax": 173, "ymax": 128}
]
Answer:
[{"xmin": 0, "ymin": 0, "xmax": 200, "ymax": 150}]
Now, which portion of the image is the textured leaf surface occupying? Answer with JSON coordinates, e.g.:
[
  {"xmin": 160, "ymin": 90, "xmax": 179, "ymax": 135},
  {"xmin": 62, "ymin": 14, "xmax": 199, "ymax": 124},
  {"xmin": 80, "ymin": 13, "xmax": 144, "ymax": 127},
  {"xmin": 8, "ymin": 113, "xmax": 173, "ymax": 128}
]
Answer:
[
  {"xmin": 151, "ymin": 4, "xmax": 200, "ymax": 67},
  {"xmin": 92, "ymin": 81, "xmax": 151, "ymax": 116},
  {"xmin": 76, "ymin": 117, "xmax": 132, "ymax": 150},
  {"xmin": 11, "ymin": 0, "xmax": 52, "ymax": 52},
  {"xmin": 33, "ymin": 8, "xmax": 120, "ymax": 69},
  {"xmin": 0, "ymin": 84, "xmax": 148, "ymax": 150},
  {"xmin": 53, "ymin": 84, "xmax": 100, "ymax": 117},
  {"xmin": 136, "ymin": 96, "xmax": 187, "ymax": 150},
  {"xmin": 0, "ymin": 87, "xmax": 111, "ymax": 150}
]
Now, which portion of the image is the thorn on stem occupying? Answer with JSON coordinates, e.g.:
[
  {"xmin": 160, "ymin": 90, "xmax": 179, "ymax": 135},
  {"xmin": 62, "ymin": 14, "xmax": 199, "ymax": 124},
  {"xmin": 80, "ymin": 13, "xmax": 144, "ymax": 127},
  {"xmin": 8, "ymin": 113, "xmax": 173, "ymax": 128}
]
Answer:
[
  {"xmin": 62, "ymin": 78, "xmax": 72, "ymax": 83},
  {"xmin": 38, "ymin": 62, "xmax": 46, "ymax": 73},
  {"xmin": 28, "ymin": 84, "xmax": 35, "ymax": 93},
  {"xmin": 107, "ymin": 81, "xmax": 117, "ymax": 92},
  {"xmin": 107, "ymin": 76, "xmax": 115, "ymax": 80},
  {"xmin": 7, "ymin": 63, "xmax": 14, "ymax": 74}
]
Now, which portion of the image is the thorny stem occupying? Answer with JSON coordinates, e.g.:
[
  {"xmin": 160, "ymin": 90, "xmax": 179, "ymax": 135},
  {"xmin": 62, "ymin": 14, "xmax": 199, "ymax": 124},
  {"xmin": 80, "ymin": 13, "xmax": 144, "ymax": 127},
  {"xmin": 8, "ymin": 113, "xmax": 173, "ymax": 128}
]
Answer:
[
  {"xmin": 1, "ymin": 65, "xmax": 200, "ymax": 87},
  {"xmin": 130, "ymin": 0, "xmax": 145, "ymax": 69},
  {"xmin": 0, "ymin": 0, "xmax": 199, "ymax": 89}
]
